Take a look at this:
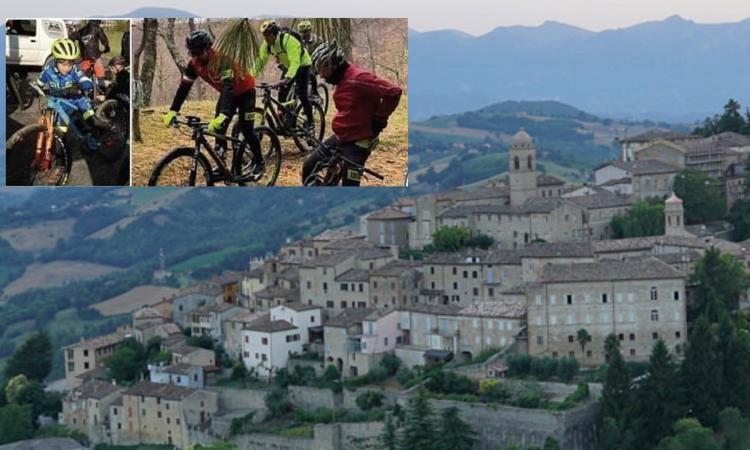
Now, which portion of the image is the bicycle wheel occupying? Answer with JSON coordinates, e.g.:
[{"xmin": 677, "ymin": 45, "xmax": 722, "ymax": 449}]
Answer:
[
  {"xmin": 6, "ymin": 123, "xmax": 71, "ymax": 186},
  {"xmin": 292, "ymin": 101, "xmax": 325, "ymax": 153},
  {"xmin": 235, "ymin": 126, "xmax": 282, "ymax": 187},
  {"xmin": 148, "ymin": 147, "xmax": 214, "ymax": 186},
  {"xmin": 315, "ymin": 83, "xmax": 329, "ymax": 114}
]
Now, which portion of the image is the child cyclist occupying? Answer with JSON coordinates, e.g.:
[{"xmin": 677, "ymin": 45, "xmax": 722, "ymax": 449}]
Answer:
[{"xmin": 36, "ymin": 38, "xmax": 109, "ymax": 151}]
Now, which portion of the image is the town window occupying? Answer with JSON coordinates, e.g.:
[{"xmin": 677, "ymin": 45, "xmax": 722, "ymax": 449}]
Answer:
[
  {"xmin": 473, "ymin": 288, "xmax": 479, "ymax": 296},
  {"xmin": 262, "ymin": 338, "xmax": 268, "ymax": 345},
  {"xmin": 653, "ymin": 332, "xmax": 659, "ymax": 340},
  {"xmin": 650, "ymin": 287, "xmax": 658, "ymax": 301},
  {"xmin": 472, "ymin": 271, "xmax": 478, "ymax": 279},
  {"xmin": 341, "ymin": 283, "xmax": 348, "ymax": 291},
  {"xmin": 311, "ymin": 316, "xmax": 315, "ymax": 323},
  {"xmin": 452, "ymin": 267, "xmax": 457, "ymax": 275},
  {"xmin": 326, "ymin": 301, "xmax": 334, "ymax": 308},
  {"xmin": 453, "ymin": 282, "xmax": 458, "ymax": 290},
  {"xmin": 537, "ymin": 336, "xmax": 544, "ymax": 345},
  {"xmin": 359, "ymin": 284, "xmax": 364, "ymax": 292},
  {"xmin": 569, "ymin": 351, "xmax": 575, "ymax": 357},
  {"xmin": 463, "ymin": 271, "xmax": 468, "ymax": 278},
  {"xmin": 430, "ymin": 267, "xmax": 435, "ymax": 275},
  {"xmin": 323, "ymin": 283, "xmax": 328, "ymax": 292},
  {"xmin": 674, "ymin": 291, "xmax": 680, "ymax": 301},
  {"xmin": 618, "ymin": 333, "xmax": 624, "ymax": 341},
  {"xmin": 568, "ymin": 335, "xmax": 574, "ymax": 343},
  {"xmin": 630, "ymin": 349, "xmax": 636, "ymax": 356},
  {"xmin": 675, "ymin": 331, "xmax": 681, "ymax": 339},
  {"xmin": 552, "ymin": 352, "xmax": 558, "ymax": 358},
  {"xmin": 488, "ymin": 288, "xmax": 494, "ymax": 297},
  {"xmin": 341, "ymin": 301, "xmax": 347, "ymax": 309},
  {"xmin": 629, "ymin": 333, "xmax": 635, "ymax": 341},
  {"xmin": 566, "ymin": 294, "xmax": 573, "ymax": 305},
  {"xmin": 306, "ymin": 281, "xmax": 311, "ymax": 289},
  {"xmin": 651, "ymin": 310, "xmax": 659, "ymax": 321},
  {"xmin": 601, "ymin": 293, "xmax": 608, "ymax": 303}
]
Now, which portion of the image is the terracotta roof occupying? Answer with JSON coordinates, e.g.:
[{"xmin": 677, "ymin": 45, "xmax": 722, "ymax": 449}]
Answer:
[
  {"xmin": 438, "ymin": 197, "xmax": 573, "ymax": 218},
  {"xmin": 519, "ymin": 242, "xmax": 595, "ymax": 259},
  {"xmin": 596, "ymin": 158, "xmax": 681, "ymax": 175},
  {"xmin": 211, "ymin": 271, "xmax": 245, "ymax": 286},
  {"xmin": 370, "ymin": 260, "xmax": 422, "ymax": 277},
  {"xmin": 400, "ymin": 304, "xmax": 463, "ymax": 315},
  {"xmin": 325, "ymin": 308, "xmax": 380, "ymax": 328},
  {"xmin": 566, "ymin": 192, "xmax": 633, "ymax": 210},
  {"xmin": 246, "ymin": 314, "xmax": 297, "ymax": 333},
  {"xmin": 63, "ymin": 331, "xmax": 125, "ymax": 350},
  {"xmin": 335, "ymin": 268, "xmax": 371, "ymax": 282},
  {"xmin": 536, "ymin": 173, "xmax": 565, "ymax": 186},
  {"xmin": 278, "ymin": 302, "xmax": 321, "ymax": 312},
  {"xmin": 617, "ymin": 130, "xmax": 698, "ymax": 143},
  {"xmin": 368, "ymin": 207, "xmax": 414, "ymax": 220},
  {"xmin": 593, "ymin": 235, "xmax": 707, "ymax": 253},
  {"xmin": 123, "ymin": 381, "xmax": 197, "ymax": 400},
  {"xmin": 541, "ymin": 257, "xmax": 683, "ymax": 283},
  {"xmin": 74, "ymin": 380, "xmax": 121, "ymax": 400},
  {"xmin": 254, "ymin": 286, "xmax": 299, "ymax": 300}
]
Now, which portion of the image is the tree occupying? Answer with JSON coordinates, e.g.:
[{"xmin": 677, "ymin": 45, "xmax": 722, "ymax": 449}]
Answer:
[
  {"xmin": 610, "ymin": 201, "xmax": 664, "ymax": 238},
  {"xmin": 105, "ymin": 338, "xmax": 146, "ymax": 384},
  {"xmin": 601, "ymin": 334, "xmax": 630, "ymax": 420},
  {"xmin": 576, "ymin": 328, "xmax": 591, "ymax": 360},
  {"xmin": 673, "ymin": 170, "xmax": 725, "ymax": 224},
  {"xmin": 0, "ymin": 404, "xmax": 34, "ymax": 444},
  {"xmin": 655, "ymin": 418, "xmax": 720, "ymax": 450},
  {"xmin": 716, "ymin": 314, "xmax": 750, "ymax": 415},
  {"xmin": 382, "ymin": 412, "xmax": 397, "ymax": 450},
  {"xmin": 716, "ymin": 99, "xmax": 746, "ymax": 134},
  {"xmin": 719, "ymin": 407, "xmax": 750, "ymax": 450},
  {"xmin": 438, "ymin": 406, "xmax": 478, "ymax": 450},
  {"xmin": 681, "ymin": 316, "xmax": 723, "ymax": 428},
  {"xmin": 265, "ymin": 387, "xmax": 291, "ymax": 419},
  {"xmin": 628, "ymin": 340, "xmax": 684, "ymax": 449},
  {"xmin": 432, "ymin": 225, "xmax": 472, "ymax": 252},
  {"xmin": 688, "ymin": 247, "xmax": 750, "ymax": 321},
  {"xmin": 399, "ymin": 388, "xmax": 436, "ymax": 450},
  {"xmin": 3, "ymin": 331, "xmax": 52, "ymax": 382}
]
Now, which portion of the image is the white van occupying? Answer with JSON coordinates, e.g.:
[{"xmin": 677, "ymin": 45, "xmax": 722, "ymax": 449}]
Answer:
[{"xmin": 6, "ymin": 19, "xmax": 68, "ymax": 68}]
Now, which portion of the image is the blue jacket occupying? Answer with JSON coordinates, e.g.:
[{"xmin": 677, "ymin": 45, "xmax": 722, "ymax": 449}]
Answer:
[{"xmin": 37, "ymin": 61, "xmax": 94, "ymax": 92}]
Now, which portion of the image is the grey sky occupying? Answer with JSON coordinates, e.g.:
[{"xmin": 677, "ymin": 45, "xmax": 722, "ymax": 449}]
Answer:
[{"xmin": 3, "ymin": 0, "xmax": 749, "ymax": 35}]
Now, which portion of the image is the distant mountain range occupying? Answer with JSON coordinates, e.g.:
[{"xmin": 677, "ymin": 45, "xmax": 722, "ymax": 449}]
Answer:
[{"xmin": 409, "ymin": 15, "xmax": 750, "ymax": 122}]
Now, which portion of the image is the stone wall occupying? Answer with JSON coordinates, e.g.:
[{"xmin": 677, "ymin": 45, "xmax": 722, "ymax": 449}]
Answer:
[
  {"xmin": 398, "ymin": 383, "xmax": 599, "ymax": 450},
  {"xmin": 209, "ymin": 386, "xmax": 268, "ymax": 412},
  {"xmin": 288, "ymin": 385, "xmax": 342, "ymax": 412},
  {"xmin": 288, "ymin": 358, "xmax": 327, "ymax": 377},
  {"xmin": 342, "ymin": 387, "xmax": 399, "ymax": 411},
  {"xmin": 230, "ymin": 422, "xmax": 383, "ymax": 450}
]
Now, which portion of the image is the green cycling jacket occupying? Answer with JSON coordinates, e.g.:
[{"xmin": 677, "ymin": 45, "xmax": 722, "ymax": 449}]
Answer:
[{"xmin": 251, "ymin": 32, "xmax": 312, "ymax": 79}]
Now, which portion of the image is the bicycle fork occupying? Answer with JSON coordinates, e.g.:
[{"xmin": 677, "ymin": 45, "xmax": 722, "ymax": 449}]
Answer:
[{"xmin": 32, "ymin": 113, "xmax": 56, "ymax": 172}]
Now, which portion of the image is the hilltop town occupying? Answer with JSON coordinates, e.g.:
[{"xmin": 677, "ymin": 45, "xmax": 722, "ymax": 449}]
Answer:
[{"xmin": 8, "ymin": 128, "xmax": 750, "ymax": 450}]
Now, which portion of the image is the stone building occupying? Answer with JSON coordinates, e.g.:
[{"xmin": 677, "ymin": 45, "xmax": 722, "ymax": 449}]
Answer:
[
  {"xmin": 616, "ymin": 130, "xmax": 700, "ymax": 162},
  {"xmin": 63, "ymin": 330, "xmax": 128, "ymax": 380},
  {"xmin": 324, "ymin": 309, "xmax": 400, "ymax": 378},
  {"xmin": 526, "ymin": 257, "xmax": 687, "ymax": 365},
  {"xmin": 369, "ymin": 260, "xmax": 422, "ymax": 310},
  {"xmin": 109, "ymin": 381, "xmax": 217, "ymax": 448},
  {"xmin": 365, "ymin": 206, "xmax": 413, "ymax": 247},
  {"xmin": 188, "ymin": 303, "xmax": 244, "ymax": 339},
  {"xmin": 62, "ymin": 380, "xmax": 123, "ymax": 445}
]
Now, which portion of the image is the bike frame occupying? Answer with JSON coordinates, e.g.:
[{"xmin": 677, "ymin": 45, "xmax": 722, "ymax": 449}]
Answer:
[
  {"xmin": 178, "ymin": 117, "xmax": 247, "ymax": 184},
  {"xmin": 257, "ymin": 84, "xmax": 306, "ymax": 132}
]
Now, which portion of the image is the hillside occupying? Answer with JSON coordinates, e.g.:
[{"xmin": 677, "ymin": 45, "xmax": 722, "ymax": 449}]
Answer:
[
  {"xmin": 408, "ymin": 99, "xmax": 683, "ymax": 191},
  {"xmin": 0, "ymin": 187, "xmax": 405, "ymax": 377},
  {"xmin": 409, "ymin": 16, "xmax": 750, "ymax": 121}
]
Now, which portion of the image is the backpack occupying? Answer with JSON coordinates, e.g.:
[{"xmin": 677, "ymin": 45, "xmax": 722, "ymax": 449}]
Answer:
[{"xmin": 268, "ymin": 27, "xmax": 304, "ymax": 59}]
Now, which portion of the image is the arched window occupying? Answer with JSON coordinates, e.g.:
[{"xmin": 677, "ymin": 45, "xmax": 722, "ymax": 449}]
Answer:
[
  {"xmin": 527, "ymin": 155, "xmax": 533, "ymax": 169},
  {"xmin": 513, "ymin": 156, "xmax": 520, "ymax": 170}
]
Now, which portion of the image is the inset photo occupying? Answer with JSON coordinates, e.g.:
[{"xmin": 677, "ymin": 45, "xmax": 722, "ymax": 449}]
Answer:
[
  {"xmin": 5, "ymin": 19, "xmax": 131, "ymax": 186},
  {"xmin": 131, "ymin": 18, "xmax": 407, "ymax": 187}
]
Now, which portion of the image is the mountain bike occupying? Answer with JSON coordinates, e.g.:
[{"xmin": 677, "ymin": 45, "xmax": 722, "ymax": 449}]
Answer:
[
  {"xmin": 283, "ymin": 73, "xmax": 329, "ymax": 114},
  {"xmin": 5, "ymin": 84, "xmax": 125, "ymax": 186},
  {"xmin": 231, "ymin": 82, "xmax": 325, "ymax": 154},
  {"xmin": 6, "ymin": 71, "xmax": 36, "ymax": 111},
  {"xmin": 148, "ymin": 114, "xmax": 281, "ymax": 186},
  {"xmin": 302, "ymin": 134, "xmax": 384, "ymax": 186}
]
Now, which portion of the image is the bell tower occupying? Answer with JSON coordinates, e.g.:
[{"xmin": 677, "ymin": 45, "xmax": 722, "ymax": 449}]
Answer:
[{"xmin": 509, "ymin": 129, "xmax": 537, "ymax": 206}]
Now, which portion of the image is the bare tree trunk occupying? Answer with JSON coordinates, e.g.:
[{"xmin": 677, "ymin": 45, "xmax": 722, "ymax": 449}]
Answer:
[
  {"xmin": 188, "ymin": 18, "xmax": 196, "ymax": 33},
  {"xmin": 364, "ymin": 21, "xmax": 377, "ymax": 74},
  {"xmin": 132, "ymin": 21, "xmax": 148, "ymax": 143},
  {"xmin": 139, "ymin": 19, "xmax": 159, "ymax": 108},
  {"xmin": 206, "ymin": 19, "xmax": 216, "ymax": 40},
  {"xmin": 159, "ymin": 18, "xmax": 187, "ymax": 72}
]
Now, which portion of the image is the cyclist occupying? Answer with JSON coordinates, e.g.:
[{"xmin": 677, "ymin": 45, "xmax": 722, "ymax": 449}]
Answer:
[
  {"xmin": 252, "ymin": 20, "xmax": 314, "ymax": 133},
  {"xmin": 163, "ymin": 30, "xmax": 264, "ymax": 178},
  {"xmin": 107, "ymin": 56, "xmax": 130, "ymax": 102},
  {"xmin": 36, "ymin": 38, "xmax": 108, "ymax": 151},
  {"xmin": 73, "ymin": 20, "xmax": 110, "ymax": 89},
  {"xmin": 296, "ymin": 20, "xmax": 322, "ymax": 102},
  {"xmin": 302, "ymin": 42, "xmax": 403, "ymax": 186}
]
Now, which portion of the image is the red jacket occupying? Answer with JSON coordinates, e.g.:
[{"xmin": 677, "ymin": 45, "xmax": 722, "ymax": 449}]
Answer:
[
  {"xmin": 332, "ymin": 64, "xmax": 402, "ymax": 142},
  {"xmin": 184, "ymin": 49, "xmax": 255, "ymax": 94}
]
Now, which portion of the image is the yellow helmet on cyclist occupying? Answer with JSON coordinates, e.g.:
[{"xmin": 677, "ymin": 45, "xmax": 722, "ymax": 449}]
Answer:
[
  {"xmin": 51, "ymin": 39, "xmax": 80, "ymax": 60},
  {"xmin": 297, "ymin": 20, "xmax": 312, "ymax": 33},
  {"xmin": 260, "ymin": 20, "xmax": 280, "ymax": 35}
]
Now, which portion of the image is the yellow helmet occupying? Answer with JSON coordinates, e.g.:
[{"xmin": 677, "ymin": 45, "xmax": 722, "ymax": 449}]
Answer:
[
  {"xmin": 51, "ymin": 38, "xmax": 80, "ymax": 60},
  {"xmin": 297, "ymin": 20, "xmax": 312, "ymax": 32},
  {"xmin": 260, "ymin": 20, "xmax": 279, "ymax": 34}
]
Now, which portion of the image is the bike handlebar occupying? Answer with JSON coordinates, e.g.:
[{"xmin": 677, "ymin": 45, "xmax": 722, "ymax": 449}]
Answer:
[{"xmin": 164, "ymin": 113, "xmax": 244, "ymax": 143}]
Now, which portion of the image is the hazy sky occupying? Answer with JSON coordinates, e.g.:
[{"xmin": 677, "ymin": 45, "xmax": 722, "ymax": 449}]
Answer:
[{"xmin": 3, "ymin": 0, "xmax": 750, "ymax": 35}]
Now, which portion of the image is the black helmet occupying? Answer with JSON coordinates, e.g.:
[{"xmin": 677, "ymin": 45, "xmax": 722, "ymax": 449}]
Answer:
[
  {"xmin": 311, "ymin": 42, "xmax": 346, "ymax": 73},
  {"xmin": 108, "ymin": 56, "xmax": 127, "ymax": 66},
  {"xmin": 186, "ymin": 30, "xmax": 213, "ymax": 50},
  {"xmin": 89, "ymin": 20, "xmax": 102, "ymax": 25}
]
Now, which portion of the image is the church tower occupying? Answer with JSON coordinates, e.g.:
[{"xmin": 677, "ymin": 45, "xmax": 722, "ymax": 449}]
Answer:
[
  {"xmin": 509, "ymin": 129, "xmax": 538, "ymax": 206},
  {"xmin": 664, "ymin": 192, "xmax": 687, "ymax": 236}
]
